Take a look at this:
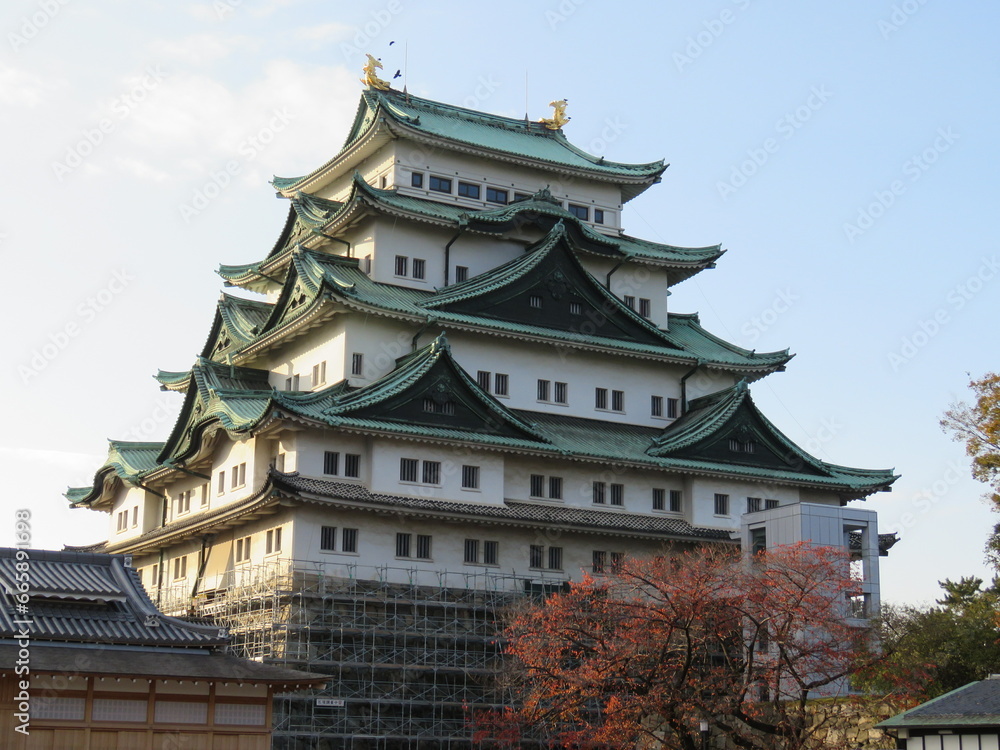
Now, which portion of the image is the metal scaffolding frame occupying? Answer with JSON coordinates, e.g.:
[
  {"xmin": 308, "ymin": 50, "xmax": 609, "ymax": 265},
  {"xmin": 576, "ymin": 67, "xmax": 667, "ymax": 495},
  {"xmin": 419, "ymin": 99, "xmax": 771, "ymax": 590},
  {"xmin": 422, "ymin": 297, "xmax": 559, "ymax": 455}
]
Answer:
[{"xmin": 168, "ymin": 559, "xmax": 558, "ymax": 748}]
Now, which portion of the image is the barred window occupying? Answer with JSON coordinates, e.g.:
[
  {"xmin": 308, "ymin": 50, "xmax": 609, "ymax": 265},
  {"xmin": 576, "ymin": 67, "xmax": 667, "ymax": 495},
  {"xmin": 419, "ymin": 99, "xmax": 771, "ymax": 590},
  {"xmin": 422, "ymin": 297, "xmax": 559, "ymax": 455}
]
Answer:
[
  {"xmin": 537, "ymin": 379, "xmax": 550, "ymax": 401},
  {"xmin": 344, "ymin": 454, "xmax": 361, "ymax": 478},
  {"xmin": 484, "ymin": 541, "xmax": 498, "ymax": 565},
  {"xmin": 747, "ymin": 497, "xmax": 762, "ymax": 513},
  {"xmin": 461, "ymin": 465, "xmax": 480, "ymax": 490},
  {"xmin": 554, "ymin": 381, "xmax": 567, "ymax": 404},
  {"xmin": 422, "ymin": 461, "xmax": 441, "ymax": 485},
  {"xmin": 667, "ymin": 398, "xmax": 679, "ymax": 419},
  {"xmin": 548, "ymin": 476, "xmax": 563, "ymax": 500},
  {"xmin": 342, "ymin": 528, "xmax": 358, "ymax": 553},
  {"xmin": 652, "ymin": 488, "xmax": 665, "ymax": 511},
  {"xmin": 416, "ymin": 534, "xmax": 432, "ymax": 559},
  {"xmin": 669, "ymin": 489, "xmax": 682, "ymax": 513},
  {"xmin": 548, "ymin": 546, "xmax": 563, "ymax": 570},
  {"xmin": 320, "ymin": 526, "xmax": 337, "ymax": 551},
  {"xmin": 611, "ymin": 390, "xmax": 625, "ymax": 412},
  {"xmin": 714, "ymin": 493, "xmax": 730, "ymax": 516},
  {"xmin": 595, "ymin": 388, "xmax": 608, "ymax": 409},
  {"xmin": 651, "ymin": 395, "xmax": 663, "ymax": 417},
  {"xmin": 464, "ymin": 539, "xmax": 479, "ymax": 564},
  {"xmin": 529, "ymin": 545, "xmax": 543, "ymax": 568},
  {"xmin": 400, "ymin": 458, "xmax": 418, "ymax": 483},
  {"xmin": 323, "ymin": 451, "xmax": 339, "ymax": 475},
  {"xmin": 530, "ymin": 474, "xmax": 544, "ymax": 497},
  {"xmin": 395, "ymin": 533, "xmax": 411, "ymax": 558},
  {"xmin": 593, "ymin": 481, "xmax": 606, "ymax": 504},
  {"xmin": 610, "ymin": 483, "xmax": 624, "ymax": 506}
]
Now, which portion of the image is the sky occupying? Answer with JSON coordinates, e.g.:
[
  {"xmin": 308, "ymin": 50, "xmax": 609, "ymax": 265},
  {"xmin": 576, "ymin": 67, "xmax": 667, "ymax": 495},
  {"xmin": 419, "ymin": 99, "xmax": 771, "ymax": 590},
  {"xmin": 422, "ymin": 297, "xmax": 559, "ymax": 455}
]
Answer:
[{"xmin": 1, "ymin": 0, "xmax": 997, "ymax": 606}]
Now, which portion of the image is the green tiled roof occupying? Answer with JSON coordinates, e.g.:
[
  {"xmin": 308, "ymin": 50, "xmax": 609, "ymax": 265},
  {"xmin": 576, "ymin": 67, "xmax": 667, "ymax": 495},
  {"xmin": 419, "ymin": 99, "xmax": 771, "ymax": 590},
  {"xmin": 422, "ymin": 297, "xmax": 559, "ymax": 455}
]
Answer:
[
  {"xmin": 273, "ymin": 90, "xmax": 665, "ymax": 201},
  {"xmin": 878, "ymin": 678, "xmax": 1000, "ymax": 728},
  {"xmin": 208, "ymin": 242, "xmax": 788, "ymax": 374},
  {"xmin": 66, "ymin": 441, "xmax": 167, "ymax": 507},
  {"xmin": 645, "ymin": 382, "xmax": 898, "ymax": 490},
  {"xmin": 74, "ymin": 343, "xmax": 894, "ymax": 509},
  {"xmin": 221, "ymin": 178, "xmax": 721, "ymax": 291}
]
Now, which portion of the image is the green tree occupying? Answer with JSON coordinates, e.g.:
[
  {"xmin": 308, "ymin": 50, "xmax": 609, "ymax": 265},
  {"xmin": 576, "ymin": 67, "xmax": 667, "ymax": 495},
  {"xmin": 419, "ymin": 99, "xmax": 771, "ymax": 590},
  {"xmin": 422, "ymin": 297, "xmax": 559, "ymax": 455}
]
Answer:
[
  {"xmin": 861, "ymin": 576, "xmax": 1000, "ymax": 699},
  {"xmin": 941, "ymin": 372, "xmax": 1000, "ymax": 564}
]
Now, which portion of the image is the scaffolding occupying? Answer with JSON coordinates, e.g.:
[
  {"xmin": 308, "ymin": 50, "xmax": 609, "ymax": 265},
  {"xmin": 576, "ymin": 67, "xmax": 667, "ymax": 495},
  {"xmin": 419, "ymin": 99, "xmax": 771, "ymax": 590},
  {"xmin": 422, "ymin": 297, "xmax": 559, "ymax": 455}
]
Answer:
[{"xmin": 175, "ymin": 559, "xmax": 556, "ymax": 749}]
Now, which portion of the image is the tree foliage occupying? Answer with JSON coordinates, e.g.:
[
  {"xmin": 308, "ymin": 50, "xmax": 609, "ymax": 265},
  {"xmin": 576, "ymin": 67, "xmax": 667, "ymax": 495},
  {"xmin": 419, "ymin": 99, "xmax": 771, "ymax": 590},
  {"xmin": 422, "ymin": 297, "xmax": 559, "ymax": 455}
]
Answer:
[
  {"xmin": 476, "ymin": 543, "xmax": 883, "ymax": 750},
  {"xmin": 941, "ymin": 372, "xmax": 1000, "ymax": 563},
  {"xmin": 858, "ymin": 576, "xmax": 1000, "ymax": 700}
]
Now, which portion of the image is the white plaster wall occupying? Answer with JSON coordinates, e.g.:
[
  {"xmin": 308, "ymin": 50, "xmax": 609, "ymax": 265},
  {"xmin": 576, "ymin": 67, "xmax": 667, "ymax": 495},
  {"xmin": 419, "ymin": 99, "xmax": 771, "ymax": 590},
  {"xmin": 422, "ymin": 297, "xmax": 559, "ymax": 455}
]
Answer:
[
  {"xmin": 392, "ymin": 146, "xmax": 623, "ymax": 230},
  {"xmin": 370, "ymin": 439, "xmax": 505, "ymax": 504},
  {"xmin": 443, "ymin": 330, "xmax": 689, "ymax": 428},
  {"xmin": 689, "ymin": 476, "xmax": 801, "ymax": 531}
]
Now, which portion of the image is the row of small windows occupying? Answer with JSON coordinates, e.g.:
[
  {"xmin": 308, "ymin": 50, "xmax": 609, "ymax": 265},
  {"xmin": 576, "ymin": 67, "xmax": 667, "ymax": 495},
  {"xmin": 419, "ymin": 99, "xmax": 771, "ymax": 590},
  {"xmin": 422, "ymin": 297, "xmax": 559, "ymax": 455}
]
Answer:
[
  {"xmin": 395, "ymin": 255, "xmax": 426, "ymax": 280},
  {"xmin": 623, "ymin": 296, "xmax": 652, "ymax": 318},
  {"xmin": 323, "ymin": 451, "xmax": 361, "ymax": 478},
  {"xmin": 216, "ymin": 463, "xmax": 246, "ymax": 495},
  {"xmin": 409, "ymin": 171, "xmax": 610, "ymax": 224},
  {"xmin": 320, "ymin": 525, "xmax": 359, "ymax": 553},
  {"xmin": 284, "ymin": 355, "xmax": 364, "ymax": 393},
  {"xmin": 713, "ymin": 494, "xmax": 780, "ymax": 516},
  {"xmin": 399, "ymin": 458, "xmax": 481, "ymax": 489}
]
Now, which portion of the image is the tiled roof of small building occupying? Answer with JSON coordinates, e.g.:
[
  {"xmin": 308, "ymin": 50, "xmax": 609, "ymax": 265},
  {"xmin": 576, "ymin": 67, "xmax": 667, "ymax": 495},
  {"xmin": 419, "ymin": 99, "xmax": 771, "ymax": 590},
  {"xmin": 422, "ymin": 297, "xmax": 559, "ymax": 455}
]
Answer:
[{"xmin": 879, "ymin": 677, "xmax": 1000, "ymax": 728}]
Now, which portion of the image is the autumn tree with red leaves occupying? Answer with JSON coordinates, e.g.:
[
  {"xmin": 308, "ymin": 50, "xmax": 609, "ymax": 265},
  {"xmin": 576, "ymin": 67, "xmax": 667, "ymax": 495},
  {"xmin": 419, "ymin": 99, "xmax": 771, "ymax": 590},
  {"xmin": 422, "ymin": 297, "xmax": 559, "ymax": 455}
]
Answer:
[{"xmin": 476, "ymin": 543, "xmax": 882, "ymax": 750}]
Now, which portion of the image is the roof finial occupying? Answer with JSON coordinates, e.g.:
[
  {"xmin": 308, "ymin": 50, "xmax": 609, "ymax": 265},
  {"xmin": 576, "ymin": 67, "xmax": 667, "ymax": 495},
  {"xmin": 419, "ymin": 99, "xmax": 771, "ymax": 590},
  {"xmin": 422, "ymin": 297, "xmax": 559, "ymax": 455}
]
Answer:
[
  {"xmin": 540, "ymin": 99, "xmax": 570, "ymax": 130},
  {"xmin": 360, "ymin": 53, "xmax": 390, "ymax": 91}
]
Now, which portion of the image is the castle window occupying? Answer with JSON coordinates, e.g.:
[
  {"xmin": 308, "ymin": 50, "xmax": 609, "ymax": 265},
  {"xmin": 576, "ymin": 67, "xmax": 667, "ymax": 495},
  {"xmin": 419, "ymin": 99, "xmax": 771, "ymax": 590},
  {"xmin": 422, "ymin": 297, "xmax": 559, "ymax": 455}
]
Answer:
[
  {"xmin": 537, "ymin": 379, "xmax": 550, "ymax": 402},
  {"xmin": 416, "ymin": 534, "xmax": 432, "ymax": 560},
  {"xmin": 342, "ymin": 528, "xmax": 358, "ymax": 553},
  {"xmin": 624, "ymin": 295, "xmax": 636, "ymax": 310},
  {"xmin": 116, "ymin": 511, "xmax": 128, "ymax": 532},
  {"xmin": 652, "ymin": 488, "xmax": 665, "ymax": 511},
  {"xmin": 235, "ymin": 536, "xmax": 251, "ymax": 563},
  {"xmin": 595, "ymin": 388, "xmax": 608, "ymax": 409},
  {"xmin": 594, "ymin": 551, "xmax": 624, "ymax": 573},
  {"xmin": 530, "ymin": 474, "xmax": 544, "ymax": 498},
  {"xmin": 462, "ymin": 465, "xmax": 480, "ymax": 490},
  {"xmin": 751, "ymin": 528, "xmax": 767, "ymax": 555},
  {"xmin": 429, "ymin": 175, "xmax": 452, "ymax": 193},
  {"xmin": 484, "ymin": 540, "xmax": 498, "ymax": 565},
  {"xmin": 610, "ymin": 483, "xmax": 624, "ymax": 506},
  {"xmin": 411, "ymin": 172, "xmax": 423, "ymax": 188},
  {"xmin": 593, "ymin": 550, "xmax": 606, "ymax": 573},
  {"xmin": 747, "ymin": 497, "xmax": 762, "ymax": 513},
  {"xmin": 765, "ymin": 498, "xmax": 779, "ymax": 509},
  {"xmin": 639, "ymin": 298, "xmax": 651, "ymax": 318},
  {"xmin": 714, "ymin": 493, "xmax": 730, "ymax": 516},
  {"xmin": 200, "ymin": 483, "xmax": 209, "ymax": 506},
  {"xmin": 422, "ymin": 461, "xmax": 441, "ymax": 485},
  {"xmin": 494, "ymin": 373, "xmax": 509, "ymax": 397},
  {"xmin": 323, "ymin": 451, "xmax": 340, "ymax": 475},
  {"xmin": 395, "ymin": 533, "xmax": 410, "ymax": 558},
  {"xmin": 651, "ymin": 395, "xmax": 663, "ymax": 417},
  {"xmin": 217, "ymin": 470, "xmax": 225, "ymax": 495},
  {"xmin": 464, "ymin": 539, "xmax": 479, "ymax": 563},
  {"xmin": 593, "ymin": 481, "xmax": 606, "ymax": 504},
  {"xmin": 568, "ymin": 203, "xmax": 589, "ymax": 220},
  {"xmin": 553, "ymin": 381, "xmax": 567, "ymax": 404},
  {"xmin": 231, "ymin": 462, "xmax": 246, "ymax": 489},
  {"xmin": 320, "ymin": 526, "xmax": 337, "ymax": 551},
  {"xmin": 394, "ymin": 255, "xmax": 408, "ymax": 277},
  {"xmin": 729, "ymin": 438, "xmax": 757, "ymax": 453},
  {"xmin": 486, "ymin": 187, "xmax": 508, "ymax": 204},
  {"xmin": 529, "ymin": 294, "xmax": 543, "ymax": 309},
  {"xmin": 611, "ymin": 390, "xmax": 625, "ymax": 412},
  {"xmin": 423, "ymin": 397, "xmax": 455, "ymax": 415},
  {"xmin": 569, "ymin": 301, "xmax": 582, "ymax": 315},
  {"xmin": 548, "ymin": 476, "xmax": 563, "ymax": 500},
  {"xmin": 458, "ymin": 181, "xmax": 480, "ymax": 199},
  {"xmin": 395, "ymin": 533, "xmax": 432, "ymax": 560},
  {"xmin": 594, "ymin": 208, "xmax": 605, "ymax": 224},
  {"xmin": 400, "ymin": 458, "xmax": 418, "ymax": 483},
  {"xmin": 266, "ymin": 527, "xmax": 282, "ymax": 554},
  {"xmin": 351, "ymin": 353, "xmax": 364, "ymax": 376},
  {"xmin": 412, "ymin": 258, "xmax": 426, "ymax": 280},
  {"xmin": 173, "ymin": 555, "xmax": 188, "ymax": 580},
  {"xmin": 455, "ymin": 265, "xmax": 469, "ymax": 283},
  {"xmin": 313, "ymin": 361, "xmax": 327, "ymax": 386},
  {"xmin": 344, "ymin": 454, "xmax": 360, "ymax": 478},
  {"xmin": 670, "ymin": 490, "xmax": 682, "ymax": 512},
  {"xmin": 513, "ymin": 192, "xmax": 531, "ymax": 202},
  {"xmin": 667, "ymin": 398, "xmax": 679, "ymax": 419},
  {"xmin": 477, "ymin": 370, "xmax": 491, "ymax": 390},
  {"xmin": 131, "ymin": 505, "xmax": 138, "ymax": 527},
  {"xmin": 529, "ymin": 545, "xmax": 563, "ymax": 570}
]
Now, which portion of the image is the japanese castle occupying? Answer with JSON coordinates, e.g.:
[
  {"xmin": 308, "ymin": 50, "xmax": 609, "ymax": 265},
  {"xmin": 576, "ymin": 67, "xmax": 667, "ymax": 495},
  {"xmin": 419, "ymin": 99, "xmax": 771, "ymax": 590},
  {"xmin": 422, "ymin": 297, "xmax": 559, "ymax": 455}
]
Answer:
[{"xmin": 68, "ymin": 71, "xmax": 898, "ymax": 748}]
